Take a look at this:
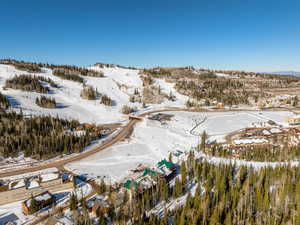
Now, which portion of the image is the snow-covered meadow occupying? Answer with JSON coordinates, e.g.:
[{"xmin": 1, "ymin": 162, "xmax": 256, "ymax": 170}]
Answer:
[{"xmin": 66, "ymin": 110, "xmax": 293, "ymax": 182}]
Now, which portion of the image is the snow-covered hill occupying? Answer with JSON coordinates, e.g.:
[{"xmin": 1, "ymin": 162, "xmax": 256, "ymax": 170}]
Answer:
[{"xmin": 0, "ymin": 64, "xmax": 187, "ymax": 124}]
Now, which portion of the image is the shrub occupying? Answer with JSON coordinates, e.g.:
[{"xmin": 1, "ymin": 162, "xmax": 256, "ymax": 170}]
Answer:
[
  {"xmin": 185, "ymin": 99, "xmax": 194, "ymax": 108},
  {"xmin": 141, "ymin": 76, "xmax": 154, "ymax": 86},
  {"xmin": 198, "ymin": 71, "xmax": 217, "ymax": 80},
  {"xmin": 0, "ymin": 92, "xmax": 10, "ymax": 109},
  {"xmin": 49, "ymin": 65, "xmax": 103, "ymax": 77},
  {"xmin": 121, "ymin": 105, "xmax": 135, "ymax": 114},
  {"xmin": 0, "ymin": 59, "xmax": 105, "ymax": 77},
  {"xmin": 129, "ymin": 95, "xmax": 142, "ymax": 103},
  {"xmin": 0, "ymin": 59, "xmax": 42, "ymax": 73},
  {"xmin": 142, "ymin": 86, "xmax": 165, "ymax": 104},
  {"xmin": 53, "ymin": 69, "xmax": 84, "ymax": 83},
  {"xmin": 36, "ymin": 96, "xmax": 57, "ymax": 108},
  {"xmin": 81, "ymin": 69, "xmax": 104, "ymax": 77},
  {"xmin": 5, "ymin": 75, "xmax": 57, "ymax": 93},
  {"xmin": 141, "ymin": 68, "xmax": 172, "ymax": 79},
  {"xmin": 100, "ymin": 95, "xmax": 113, "ymax": 106},
  {"xmin": 80, "ymin": 86, "xmax": 100, "ymax": 100}
]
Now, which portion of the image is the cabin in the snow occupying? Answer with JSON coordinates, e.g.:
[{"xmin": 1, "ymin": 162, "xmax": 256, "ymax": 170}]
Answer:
[{"xmin": 22, "ymin": 191, "xmax": 55, "ymax": 215}]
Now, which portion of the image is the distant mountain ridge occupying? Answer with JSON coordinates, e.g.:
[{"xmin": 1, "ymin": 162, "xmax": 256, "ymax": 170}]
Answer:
[{"xmin": 272, "ymin": 71, "xmax": 300, "ymax": 76}]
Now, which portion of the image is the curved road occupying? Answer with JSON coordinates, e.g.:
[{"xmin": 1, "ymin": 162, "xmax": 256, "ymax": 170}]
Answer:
[{"xmin": 0, "ymin": 107, "xmax": 293, "ymax": 178}]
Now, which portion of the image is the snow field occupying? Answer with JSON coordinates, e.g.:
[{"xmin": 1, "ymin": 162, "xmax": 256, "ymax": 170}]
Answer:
[{"xmin": 66, "ymin": 111, "xmax": 293, "ymax": 182}]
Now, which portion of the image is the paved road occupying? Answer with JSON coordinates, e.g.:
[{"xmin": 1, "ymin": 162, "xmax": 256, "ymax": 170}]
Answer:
[
  {"xmin": 0, "ymin": 119, "xmax": 138, "ymax": 178},
  {"xmin": 0, "ymin": 106, "xmax": 293, "ymax": 178}
]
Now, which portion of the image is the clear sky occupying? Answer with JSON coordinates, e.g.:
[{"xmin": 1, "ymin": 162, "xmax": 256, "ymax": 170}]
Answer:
[{"xmin": 1, "ymin": 0, "xmax": 299, "ymax": 72}]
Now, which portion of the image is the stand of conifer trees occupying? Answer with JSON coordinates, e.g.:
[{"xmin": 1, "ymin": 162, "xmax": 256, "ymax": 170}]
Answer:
[
  {"xmin": 205, "ymin": 143, "xmax": 300, "ymax": 162},
  {"xmin": 80, "ymin": 86, "xmax": 100, "ymax": 100},
  {"xmin": 175, "ymin": 78, "xmax": 249, "ymax": 105},
  {"xmin": 53, "ymin": 68, "xmax": 84, "ymax": 83},
  {"xmin": 5, "ymin": 75, "xmax": 58, "ymax": 93},
  {"xmin": 0, "ymin": 111, "xmax": 102, "ymax": 159},
  {"xmin": 92, "ymin": 151, "xmax": 300, "ymax": 225},
  {"xmin": 100, "ymin": 95, "xmax": 113, "ymax": 106},
  {"xmin": 35, "ymin": 96, "xmax": 57, "ymax": 108},
  {"xmin": 0, "ymin": 59, "xmax": 42, "ymax": 73},
  {"xmin": 0, "ymin": 92, "xmax": 10, "ymax": 109}
]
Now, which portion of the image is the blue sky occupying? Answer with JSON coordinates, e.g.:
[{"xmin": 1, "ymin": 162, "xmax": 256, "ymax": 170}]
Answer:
[{"xmin": 0, "ymin": 0, "xmax": 300, "ymax": 71}]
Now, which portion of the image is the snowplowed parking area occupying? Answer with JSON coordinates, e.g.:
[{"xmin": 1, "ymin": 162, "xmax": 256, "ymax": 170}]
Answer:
[
  {"xmin": 191, "ymin": 111, "xmax": 293, "ymax": 139},
  {"xmin": 66, "ymin": 111, "xmax": 293, "ymax": 182}
]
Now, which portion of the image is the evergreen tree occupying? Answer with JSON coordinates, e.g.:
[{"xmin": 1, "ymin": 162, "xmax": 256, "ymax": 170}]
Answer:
[
  {"xmin": 123, "ymin": 190, "xmax": 129, "ymax": 204},
  {"xmin": 70, "ymin": 193, "xmax": 78, "ymax": 211},
  {"xmin": 98, "ymin": 179, "xmax": 107, "ymax": 194},
  {"xmin": 98, "ymin": 215, "xmax": 106, "ymax": 225},
  {"xmin": 200, "ymin": 131, "xmax": 208, "ymax": 151},
  {"xmin": 174, "ymin": 177, "xmax": 182, "ymax": 198},
  {"xmin": 168, "ymin": 152, "xmax": 173, "ymax": 163},
  {"xmin": 29, "ymin": 198, "xmax": 39, "ymax": 214},
  {"xmin": 180, "ymin": 161, "xmax": 187, "ymax": 187}
]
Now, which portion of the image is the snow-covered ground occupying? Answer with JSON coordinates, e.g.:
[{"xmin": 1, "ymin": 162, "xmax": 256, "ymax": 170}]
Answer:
[
  {"xmin": 0, "ymin": 199, "xmax": 35, "ymax": 225},
  {"xmin": 199, "ymin": 152, "xmax": 299, "ymax": 169},
  {"xmin": 66, "ymin": 111, "xmax": 293, "ymax": 182},
  {"xmin": 154, "ymin": 78, "xmax": 189, "ymax": 107},
  {"xmin": 0, "ymin": 64, "xmax": 189, "ymax": 124},
  {"xmin": 149, "ymin": 182, "xmax": 199, "ymax": 218},
  {"xmin": 0, "ymin": 153, "xmax": 38, "ymax": 171},
  {"xmin": 1, "ymin": 167, "xmax": 58, "ymax": 182},
  {"xmin": 191, "ymin": 111, "xmax": 293, "ymax": 142},
  {"xmin": 0, "ymin": 64, "xmax": 141, "ymax": 124}
]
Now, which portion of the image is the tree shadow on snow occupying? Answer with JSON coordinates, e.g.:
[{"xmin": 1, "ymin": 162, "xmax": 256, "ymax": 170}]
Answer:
[
  {"xmin": 53, "ymin": 191, "xmax": 70, "ymax": 204},
  {"xmin": 6, "ymin": 96, "xmax": 20, "ymax": 108},
  {"xmin": 0, "ymin": 212, "xmax": 18, "ymax": 225},
  {"xmin": 56, "ymin": 102, "xmax": 69, "ymax": 109}
]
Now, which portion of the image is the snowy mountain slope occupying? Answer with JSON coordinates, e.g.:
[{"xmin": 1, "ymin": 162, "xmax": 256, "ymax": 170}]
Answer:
[
  {"xmin": 0, "ymin": 64, "xmax": 187, "ymax": 124},
  {"xmin": 154, "ymin": 78, "xmax": 189, "ymax": 107}
]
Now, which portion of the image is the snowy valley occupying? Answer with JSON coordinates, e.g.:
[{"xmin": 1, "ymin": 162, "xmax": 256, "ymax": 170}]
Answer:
[{"xmin": 1, "ymin": 60, "xmax": 300, "ymax": 225}]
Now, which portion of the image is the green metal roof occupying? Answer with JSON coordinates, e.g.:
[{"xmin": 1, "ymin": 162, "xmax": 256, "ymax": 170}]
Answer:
[
  {"xmin": 157, "ymin": 159, "xmax": 174, "ymax": 169},
  {"xmin": 123, "ymin": 179, "xmax": 139, "ymax": 190},
  {"xmin": 142, "ymin": 168, "xmax": 157, "ymax": 177},
  {"xmin": 123, "ymin": 180, "xmax": 133, "ymax": 189}
]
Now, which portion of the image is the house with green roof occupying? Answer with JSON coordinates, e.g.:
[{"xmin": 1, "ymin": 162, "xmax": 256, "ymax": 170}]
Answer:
[
  {"xmin": 123, "ymin": 168, "xmax": 160, "ymax": 194},
  {"xmin": 156, "ymin": 159, "xmax": 176, "ymax": 179},
  {"xmin": 123, "ymin": 179, "xmax": 139, "ymax": 191},
  {"xmin": 157, "ymin": 159, "xmax": 175, "ymax": 170},
  {"xmin": 142, "ymin": 168, "xmax": 158, "ymax": 177}
]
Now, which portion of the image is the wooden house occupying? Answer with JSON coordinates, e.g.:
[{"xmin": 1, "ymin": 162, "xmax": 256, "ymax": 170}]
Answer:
[{"xmin": 22, "ymin": 191, "xmax": 55, "ymax": 215}]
